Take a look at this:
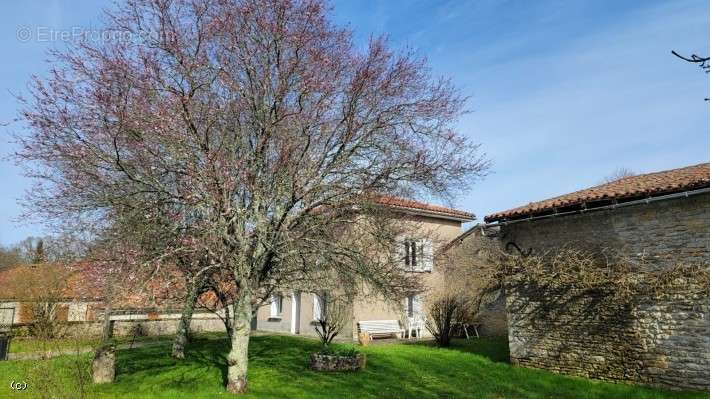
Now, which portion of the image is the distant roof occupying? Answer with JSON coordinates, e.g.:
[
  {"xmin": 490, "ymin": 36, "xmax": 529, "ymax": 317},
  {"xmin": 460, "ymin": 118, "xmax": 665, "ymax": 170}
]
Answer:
[
  {"xmin": 0, "ymin": 263, "xmax": 103, "ymax": 302},
  {"xmin": 485, "ymin": 162, "xmax": 710, "ymax": 223},
  {"xmin": 375, "ymin": 196, "xmax": 475, "ymax": 221},
  {"xmin": 0, "ymin": 263, "xmax": 196, "ymax": 311}
]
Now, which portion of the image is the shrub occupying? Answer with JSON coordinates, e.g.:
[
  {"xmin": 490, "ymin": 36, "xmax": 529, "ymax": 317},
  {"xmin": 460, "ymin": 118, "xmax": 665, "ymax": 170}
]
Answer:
[
  {"xmin": 318, "ymin": 345, "xmax": 359, "ymax": 357},
  {"xmin": 313, "ymin": 295, "xmax": 349, "ymax": 348},
  {"xmin": 424, "ymin": 294, "xmax": 470, "ymax": 347}
]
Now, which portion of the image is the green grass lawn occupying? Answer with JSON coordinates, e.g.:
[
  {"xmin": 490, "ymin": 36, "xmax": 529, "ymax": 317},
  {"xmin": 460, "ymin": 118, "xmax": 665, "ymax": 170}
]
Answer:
[{"xmin": 1, "ymin": 334, "xmax": 708, "ymax": 398}]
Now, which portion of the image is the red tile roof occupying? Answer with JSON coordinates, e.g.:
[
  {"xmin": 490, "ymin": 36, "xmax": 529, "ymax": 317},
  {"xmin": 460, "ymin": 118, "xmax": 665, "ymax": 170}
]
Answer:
[
  {"xmin": 485, "ymin": 162, "xmax": 710, "ymax": 223},
  {"xmin": 0, "ymin": 263, "xmax": 191, "ymax": 310},
  {"xmin": 375, "ymin": 196, "xmax": 474, "ymax": 221}
]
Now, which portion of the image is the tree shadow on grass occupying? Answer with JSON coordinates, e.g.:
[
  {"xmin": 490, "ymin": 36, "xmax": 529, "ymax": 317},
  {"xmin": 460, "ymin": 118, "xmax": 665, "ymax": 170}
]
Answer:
[
  {"xmin": 411, "ymin": 336, "xmax": 511, "ymax": 364},
  {"xmin": 91, "ymin": 333, "xmax": 702, "ymax": 399}
]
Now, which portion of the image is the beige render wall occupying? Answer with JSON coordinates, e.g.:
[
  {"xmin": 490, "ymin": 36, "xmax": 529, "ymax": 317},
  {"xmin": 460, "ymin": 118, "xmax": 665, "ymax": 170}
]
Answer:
[
  {"xmin": 254, "ymin": 290, "xmax": 355, "ymax": 339},
  {"xmin": 440, "ymin": 227, "xmax": 509, "ymax": 337},
  {"xmin": 253, "ymin": 212, "xmax": 468, "ymax": 341},
  {"xmin": 255, "ymin": 293, "xmax": 293, "ymax": 334},
  {"xmin": 350, "ymin": 214, "xmax": 465, "ymax": 340}
]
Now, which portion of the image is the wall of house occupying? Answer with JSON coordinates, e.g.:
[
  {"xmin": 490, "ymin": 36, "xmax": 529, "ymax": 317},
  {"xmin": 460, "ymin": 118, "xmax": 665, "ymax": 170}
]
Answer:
[
  {"xmin": 253, "ymin": 213, "xmax": 467, "ymax": 341},
  {"xmin": 440, "ymin": 227, "xmax": 508, "ymax": 337},
  {"xmin": 501, "ymin": 192, "xmax": 710, "ymax": 391},
  {"xmin": 253, "ymin": 291, "xmax": 355, "ymax": 339},
  {"xmin": 0, "ymin": 302, "xmax": 21, "ymax": 325},
  {"xmin": 503, "ymin": 192, "xmax": 710, "ymax": 269},
  {"xmin": 350, "ymin": 215, "xmax": 465, "ymax": 339}
]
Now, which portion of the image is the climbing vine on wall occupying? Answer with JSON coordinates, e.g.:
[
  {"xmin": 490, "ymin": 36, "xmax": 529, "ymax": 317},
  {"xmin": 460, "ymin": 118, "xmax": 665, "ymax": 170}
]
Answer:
[{"xmin": 498, "ymin": 246, "xmax": 710, "ymax": 303}]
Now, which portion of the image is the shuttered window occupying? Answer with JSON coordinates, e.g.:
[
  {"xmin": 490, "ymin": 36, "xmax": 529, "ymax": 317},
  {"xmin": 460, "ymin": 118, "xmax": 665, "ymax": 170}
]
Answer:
[{"xmin": 401, "ymin": 239, "xmax": 434, "ymax": 272}]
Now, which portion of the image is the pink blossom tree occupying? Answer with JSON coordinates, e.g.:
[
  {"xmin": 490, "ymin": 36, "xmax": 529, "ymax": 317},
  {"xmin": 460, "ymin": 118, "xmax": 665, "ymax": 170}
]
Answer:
[{"xmin": 17, "ymin": 0, "xmax": 488, "ymax": 393}]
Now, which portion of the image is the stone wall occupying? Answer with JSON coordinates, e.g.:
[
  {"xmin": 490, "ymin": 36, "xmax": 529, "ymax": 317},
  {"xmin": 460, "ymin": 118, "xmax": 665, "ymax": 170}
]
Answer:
[
  {"xmin": 8, "ymin": 313, "xmax": 226, "ymax": 338},
  {"xmin": 503, "ymin": 192, "xmax": 710, "ymax": 269},
  {"xmin": 501, "ymin": 193, "xmax": 709, "ymax": 391}
]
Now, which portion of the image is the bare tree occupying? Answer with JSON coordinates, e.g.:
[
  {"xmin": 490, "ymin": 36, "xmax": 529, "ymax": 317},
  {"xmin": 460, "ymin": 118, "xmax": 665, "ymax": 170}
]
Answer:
[
  {"xmin": 0, "ymin": 245, "xmax": 24, "ymax": 270},
  {"xmin": 171, "ymin": 260, "xmax": 212, "ymax": 359},
  {"xmin": 313, "ymin": 294, "xmax": 349, "ymax": 349},
  {"xmin": 672, "ymin": 50, "xmax": 710, "ymax": 101},
  {"xmin": 7, "ymin": 264, "xmax": 71, "ymax": 340},
  {"xmin": 9, "ymin": 235, "xmax": 86, "ymax": 265},
  {"xmin": 600, "ymin": 167, "xmax": 635, "ymax": 184},
  {"xmin": 16, "ymin": 0, "xmax": 487, "ymax": 394},
  {"xmin": 424, "ymin": 294, "xmax": 469, "ymax": 347},
  {"xmin": 433, "ymin": 228, "xmax": 505, "ymax": 341}
]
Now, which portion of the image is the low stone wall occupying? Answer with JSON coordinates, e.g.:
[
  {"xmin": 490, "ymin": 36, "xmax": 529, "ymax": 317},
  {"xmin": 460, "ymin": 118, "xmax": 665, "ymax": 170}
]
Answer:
[
  {"xmin": 506, "ymin": 284, "xmax": 710, "ymax": 391},
  {"xmin": 9, "ymin": 315, "xmax": 226, "ymax": 338}
]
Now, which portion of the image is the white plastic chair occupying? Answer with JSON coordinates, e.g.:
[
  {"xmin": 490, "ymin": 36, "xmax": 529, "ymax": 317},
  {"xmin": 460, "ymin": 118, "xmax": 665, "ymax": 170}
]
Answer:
[{"xmin": 407, "ymin": 315, "xmax": 425, "ymax": 339}]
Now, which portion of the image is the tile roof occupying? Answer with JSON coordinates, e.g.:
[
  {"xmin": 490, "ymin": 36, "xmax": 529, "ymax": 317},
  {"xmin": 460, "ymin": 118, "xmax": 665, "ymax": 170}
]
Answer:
[
  {"xmin": 0, "ymin": 263, "xmax": 192, "ymax": 310},
  {"xmin": 485, "ymin": 162, "xmax": 710, "ymax": 223},
  {"xmin": 374, "ymin": 196, "xmax": 474, "ymax": 221}
]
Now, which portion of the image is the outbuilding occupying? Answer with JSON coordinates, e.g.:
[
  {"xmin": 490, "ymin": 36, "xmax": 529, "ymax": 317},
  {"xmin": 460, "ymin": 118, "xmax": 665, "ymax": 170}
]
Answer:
[{"xmin": 485, "ymin": 162, "xmax": 710, "ymax": 391}]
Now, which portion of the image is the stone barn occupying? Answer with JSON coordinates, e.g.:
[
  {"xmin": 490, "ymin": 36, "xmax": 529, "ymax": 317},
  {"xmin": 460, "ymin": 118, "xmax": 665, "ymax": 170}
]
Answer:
[{"xmin": 484, "ymin": 162, "xmax": 709, "ymax": 391}]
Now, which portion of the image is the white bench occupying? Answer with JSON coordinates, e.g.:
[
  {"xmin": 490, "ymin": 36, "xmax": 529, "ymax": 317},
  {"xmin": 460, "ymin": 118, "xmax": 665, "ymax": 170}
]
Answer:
[{"xmin": 357, "ymin": 320, "xmax": 405, "ymax": 339}]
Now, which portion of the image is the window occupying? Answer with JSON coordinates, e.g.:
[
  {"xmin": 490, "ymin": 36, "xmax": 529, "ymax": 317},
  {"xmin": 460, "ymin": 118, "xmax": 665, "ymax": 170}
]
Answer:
[
  {"xmin": 313, "ymin": 293, "xmax": 326, "ymax": 321},
  {"xmin": 401, "ymin": 239, "xmax": 433, "ymax": 272},
  {"xmin": 406, "ymin": 294, "xmax": 423, "ymax": 318},
  {"xmin": 270, "ymin": 294, "xmax": 283, "ymax": 318},
  {"xmin": 404, "ymin": 240, "xmax": 419, "ymax": 268},
  {"xmin": 68, "ymin": 303, "xmax": 88, "ymax": 322}
]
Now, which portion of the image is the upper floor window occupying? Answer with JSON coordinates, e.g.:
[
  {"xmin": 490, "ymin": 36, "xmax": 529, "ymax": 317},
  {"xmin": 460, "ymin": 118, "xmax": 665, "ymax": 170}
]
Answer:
[{"xmin": 400, "ymin": 238, "xmax": 433, "ymax": 272}]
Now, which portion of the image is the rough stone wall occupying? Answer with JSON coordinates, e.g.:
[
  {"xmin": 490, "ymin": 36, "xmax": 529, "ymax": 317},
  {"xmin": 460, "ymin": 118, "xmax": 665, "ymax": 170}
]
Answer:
[
  {"xmin": 504, "ymin": 193, "xmax": 710, "ymax": 269},
  {"xmin": 634, "ymin": 294, "xmax": 709, "ymax": 390},
  {"xmin": 476, "ymin": 293, "xmax": 507, "ymax": 337},
  {"xmin": 8, "ymin": 314, "xmax": 226, "ymax": 338},
  {"xmin": 502, "ymin": 193, "xmax": 709, "ymax": 391}
]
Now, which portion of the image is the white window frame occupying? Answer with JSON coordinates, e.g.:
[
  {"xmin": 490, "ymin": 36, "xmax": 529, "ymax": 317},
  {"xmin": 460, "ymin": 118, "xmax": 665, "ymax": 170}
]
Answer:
[
  {"xmin": 270, "ymin": 294, "xmax": 283, "ymax": 318},
  {"xmin": 406, "ymin": 294, "xmax": 423, "ymax": 318},
  {"xmin": 313, "ymin": 293, "xmax": 326, "ymax": 321},
  {"xmin": 401, "ymin": 238, "xmax": 433, "ymax": 272}
]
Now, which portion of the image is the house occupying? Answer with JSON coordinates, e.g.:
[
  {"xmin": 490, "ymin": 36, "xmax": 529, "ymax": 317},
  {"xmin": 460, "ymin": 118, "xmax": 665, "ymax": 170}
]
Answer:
[
  {"xmin": 253, "ymin": 196, "xmax": 475, "ymax": 340},
  {"xmin": 436, "ymin": 224, "xmax": 508, "ymax": 337},
  {"xmin": 484, "ymin": 162, "xmax": 710, "ymax": 391},
  {"xmin": 1, "ymin": 196, "xmax": 478, "ymax": 341}
]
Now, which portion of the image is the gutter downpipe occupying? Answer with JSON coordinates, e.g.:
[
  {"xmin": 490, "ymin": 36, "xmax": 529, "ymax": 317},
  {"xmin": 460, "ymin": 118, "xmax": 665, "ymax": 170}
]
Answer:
[{"xmin": 485, "ymin": 186, "xmax": 710, "ymax": 228}]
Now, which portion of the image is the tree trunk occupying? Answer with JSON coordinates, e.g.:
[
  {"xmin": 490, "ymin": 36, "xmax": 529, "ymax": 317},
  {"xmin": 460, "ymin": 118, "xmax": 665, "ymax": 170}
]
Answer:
[
  {"xmin": 101, "ymin": 302, "xmax": 113, "ymax": 342},
  {"xmin": 172, "ymin": 276, "xmax": 204, "ymax": 359},
  {"xmin": 226, "ymin": 291, "xmax": 252, "ymax": 394}
]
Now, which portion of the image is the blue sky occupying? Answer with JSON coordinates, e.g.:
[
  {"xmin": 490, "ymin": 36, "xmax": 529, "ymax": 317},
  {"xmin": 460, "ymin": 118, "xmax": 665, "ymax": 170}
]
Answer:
[{"xmin": 1, "ymin": 0, "xmax": 709, "ymax": 245}]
